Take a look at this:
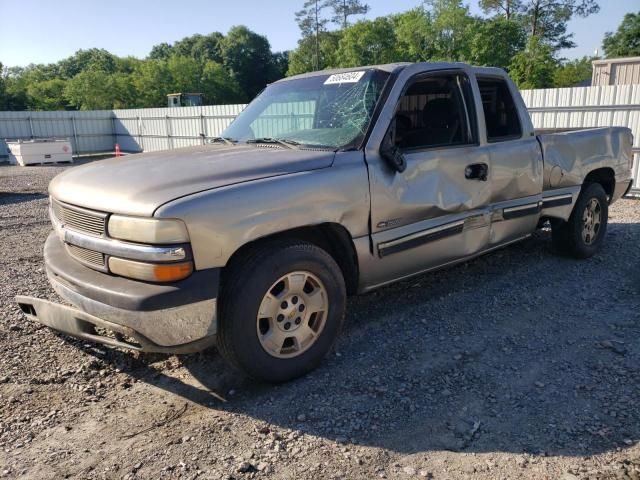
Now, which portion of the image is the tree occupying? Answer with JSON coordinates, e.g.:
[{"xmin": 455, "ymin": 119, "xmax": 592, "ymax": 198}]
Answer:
[
  {"xmin": 167, "ymin": 56, "xmax": 201, "ymax": 94},
  {"xmin": 221, "ymin": 26, "xmax": 279, "ymax": 99},
  {"xmin": 509, "ymin": 35, "xmax": 558, "ymax": 88},
  {"xmin": 148, "ymin": 42, "xmax": 174, "ymax": 60},
  {"xmin": 553, "ymin": 56, "xmax": 593, "ymax": 87},
  {"xmin": 173, "ymin": 32, "xmax": 225, "ymax": 64},
  {"xmin": 58, "ymin": 49, "xmax": 118, "ymax": 78},
  {"xmin": 200, "ymin": 61, "xmax": 245, "ymax": 104},
  {"xmin": 26, "ymin": 79, "xmax": 68, "ymax": 110},
  {"xmin": 335, "ymin": 18, "xmax": 398, "ymax": 67},
  {"xmin": 0, "ymin": 62, "xmax": 6, "ymax": 110},
  {"xmin": 603, "ymin": 12, "xmax": 640, "ymax": 58},
  {"xmin": 479, "ymin": 0, "xmax": 523, "ymax": 20},
  {"xmin": 4, "ymin": 67, "xmax": 31, "ymax": 111},
  {"xmin": 468, "ymin": 17, "xmax": 526, "ymax": 70},
  {"xmin": 271, "ymin": 51, "xmax": 290, "ymax": 79},
  {"xmin": 133, "ymin": 60, "xmax": 174, "ymax": 107},
  {"xmin": 326, "ymin": 0, "xmax": 370, "ymax": 28},
  {"xmin": 521, "ymin": 0, "xmax": 599, "ymax": 50},
  {"xmin": 110, "ymin": 73, "xmax": 138, "ymax": 109},
  {"xmin": 393, "ymin": 8, "xmax": 437, "ymax": 62},
  {"xmin": 296, "ymin": 0, "xmax": 331, "ymax": 70},
  {"xmin": 63, "ymin": 69, "xmax": 116, "ymax": 110},
  {"xmin": 424, "ymin": 0, "xmax": 476, "ymax": 61},
  {"xmin": 287, "ymin": 31, "xmax": 343, "ymax": 75}
]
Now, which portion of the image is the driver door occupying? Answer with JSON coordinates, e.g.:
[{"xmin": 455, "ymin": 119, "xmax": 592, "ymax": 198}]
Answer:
[{"xmin": 362, "ymin": 66, "xmax": 492, "ymax": 288}]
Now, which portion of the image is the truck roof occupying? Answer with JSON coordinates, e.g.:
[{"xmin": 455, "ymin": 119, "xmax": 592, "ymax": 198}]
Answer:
[{"xmin": 278, "ymin": 62, "xmax": 508, "ymax": 83}]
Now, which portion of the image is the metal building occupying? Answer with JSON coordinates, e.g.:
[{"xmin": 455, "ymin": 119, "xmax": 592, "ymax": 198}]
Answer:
[{"xmin": 592, "ymin": 57, "xmax": 640, "ymax": 86}]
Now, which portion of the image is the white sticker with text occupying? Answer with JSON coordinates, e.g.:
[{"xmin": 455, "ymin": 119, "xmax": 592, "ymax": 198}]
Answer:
[{"xmin": 324, "ymin": 71, "xmax": 366, "ymax": 85}]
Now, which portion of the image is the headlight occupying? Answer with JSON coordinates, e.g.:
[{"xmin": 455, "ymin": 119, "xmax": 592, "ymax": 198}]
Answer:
[
  {"xmin": 108, "ymin": 215, "xmax": 189, "ymax": 244},
  {"xmin": 108, "ymin": 257, "xmax": 193, "ymax": 282}
]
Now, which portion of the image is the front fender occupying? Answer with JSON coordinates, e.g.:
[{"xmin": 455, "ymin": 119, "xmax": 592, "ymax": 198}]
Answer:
[{"xmin": 155, "ymin": 151, "xmax": 370, "ymax": 270}]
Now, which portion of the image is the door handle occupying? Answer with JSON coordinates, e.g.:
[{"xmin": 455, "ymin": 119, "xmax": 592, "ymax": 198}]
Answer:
[{"xmin": 465, "ymin": 163, "xmax": 489, "ymax": 181}]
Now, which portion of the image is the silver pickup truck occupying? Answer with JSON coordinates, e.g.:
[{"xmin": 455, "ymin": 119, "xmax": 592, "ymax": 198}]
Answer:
[{"xmin": 17, "ymin": 63, "xmax": 634, "ymax": 382}]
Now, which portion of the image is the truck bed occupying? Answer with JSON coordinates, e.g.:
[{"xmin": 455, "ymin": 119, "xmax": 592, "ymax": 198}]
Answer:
[{"xmin": 536, "ymin": 126, "xmax": 633, "ymax": 198}]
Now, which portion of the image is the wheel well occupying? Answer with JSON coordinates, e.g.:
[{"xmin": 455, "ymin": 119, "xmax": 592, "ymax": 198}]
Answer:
[
  {"xmin": 223, "ymin": 224, "xmax": 360, "ymax": 295},
  {"xmin": 584, "ymin": 167, "xmax": 615, "ymax": 200}
]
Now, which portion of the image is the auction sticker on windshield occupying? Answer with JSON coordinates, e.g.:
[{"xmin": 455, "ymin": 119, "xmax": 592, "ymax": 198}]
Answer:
[{"xmin": 324, "ymin": 71, "xmax": 366, "ymax": 85}]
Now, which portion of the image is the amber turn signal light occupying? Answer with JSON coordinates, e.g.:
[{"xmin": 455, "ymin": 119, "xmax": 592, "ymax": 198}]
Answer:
[{"xmin": 108, "ymin": 257, "xmax": 193, "ymax": 283}]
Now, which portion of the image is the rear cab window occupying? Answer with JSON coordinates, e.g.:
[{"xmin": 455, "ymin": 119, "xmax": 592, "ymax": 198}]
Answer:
[{"xmin": 477, "ymin": 77, "xmax": 522, "ymax": 142}]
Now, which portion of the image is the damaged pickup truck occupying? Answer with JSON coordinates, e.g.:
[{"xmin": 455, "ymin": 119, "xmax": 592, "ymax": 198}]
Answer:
[{"xmin": 17, "ymin": 63, "xmax": 634, "ymax": 382}]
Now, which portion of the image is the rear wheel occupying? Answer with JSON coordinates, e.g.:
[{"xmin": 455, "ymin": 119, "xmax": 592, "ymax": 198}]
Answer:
[
  {"xmin": 217, "ymin": 240, "xmax": 346, "ymax": 383},
  {"xmin": 552, "ymin": 183, "xmax": 608, "ymax": 258}
]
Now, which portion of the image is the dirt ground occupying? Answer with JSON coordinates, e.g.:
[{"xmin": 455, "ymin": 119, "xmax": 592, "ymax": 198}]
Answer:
[{"xmin": 1, "ymin": 162, "xmax": 639, "ymax": 480}]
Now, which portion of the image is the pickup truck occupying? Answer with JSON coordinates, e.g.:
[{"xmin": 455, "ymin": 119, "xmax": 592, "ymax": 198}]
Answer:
[{"xmin": 17, "ymin": 63, "xmax": 634, "ymax": 382}]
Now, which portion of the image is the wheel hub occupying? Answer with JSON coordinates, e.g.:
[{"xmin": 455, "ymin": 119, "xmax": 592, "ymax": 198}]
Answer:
[
  {"xmin": 582, "ymin": 198, "xmax": 602, "ymax": 245},
  {"xmin": 256, "ymin": 271, "xmax": 328, "ymax": 359},
  {"xmin": 275, "ymin": 295, "xmax": 306, "ymax": 333}
]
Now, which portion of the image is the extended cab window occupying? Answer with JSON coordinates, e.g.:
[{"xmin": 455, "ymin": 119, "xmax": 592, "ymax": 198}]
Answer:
[
  {"xmin": 477, "ymin": 78, "xmax": 522, "ymax": 142},
  {"xmin": 394, "ymin": 73, "xmax": 477, "ymax": 150}
]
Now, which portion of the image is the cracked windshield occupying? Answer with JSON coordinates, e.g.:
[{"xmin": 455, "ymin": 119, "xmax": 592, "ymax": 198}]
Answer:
[{"xmin": 222, "ymin": 69, "xmax": 389, "ymax": 149}]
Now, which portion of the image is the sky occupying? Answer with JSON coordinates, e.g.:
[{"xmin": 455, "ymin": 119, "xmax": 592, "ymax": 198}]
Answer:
[{"xmin": 0, "ymin": 0, "xmax": 637, "ymax": 68}]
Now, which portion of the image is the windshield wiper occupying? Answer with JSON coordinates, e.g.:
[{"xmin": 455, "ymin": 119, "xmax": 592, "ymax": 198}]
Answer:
[
  {"xmin": 208, "ymin": 136, "xmax": 237, "ymax": 146},
  {"xmin": 246, "ymin": 137, "xmax": 300, "ymax": 149}
]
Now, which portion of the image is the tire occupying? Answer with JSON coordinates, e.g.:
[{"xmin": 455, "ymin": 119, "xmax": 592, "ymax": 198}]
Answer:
[
  {"xmin": 552, "ymin": 183, "xmax": 608, "ymax": 259},
  {"xmin": 217, "ymin": 240, "xmax": 346, "ymax": 383}
]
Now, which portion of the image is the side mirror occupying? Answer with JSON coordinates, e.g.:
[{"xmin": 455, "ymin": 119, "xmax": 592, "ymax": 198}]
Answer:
[{"xmin": 380, "ymin": 119, "xmax": 406, "ymax": 173}]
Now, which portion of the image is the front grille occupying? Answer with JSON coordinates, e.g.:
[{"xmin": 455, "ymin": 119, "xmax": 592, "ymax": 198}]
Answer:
[
  {"xmin": 51, "ymin": 199, "xmax": 106, "ymax": 237},
  {"xmin": 66, "ymin": 243, "xmax": 106, "ymax": 268}
]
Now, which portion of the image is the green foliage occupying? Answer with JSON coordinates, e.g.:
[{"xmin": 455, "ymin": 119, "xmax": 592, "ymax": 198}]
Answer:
[
  {"xmin": 148, "ymin": 43, "xmax": 173, "ymax": 61},
  {"xmin": 521, "ymin": 0, "xmax": 599, "ymax": 51},
  {"xmin": 132, "ymin": 60, "xmax": 173, "ymax": 108},
  {"xmin": 392, "ymin": 8, "xmax": 436, "ymax": 62},
  {"xmin": 553, "ymin": 56, "xmax": 593, "ymax": 87},
  {"xmin": 222, "ymin": 26, "xmax": 282, "ymax": 99},
  {"xmin": 0, "ymin": 63, "xmax": 6, "ymax": 110},
  {"xmin": 509, "ymin": 35, "xmax": 558, "ymax": 88},
  {"xmin": 603, "ymin": 12, "xmax": 640, "ymax": 58},
  {"xmin": 0, "ymin": 2, "xmax": 621, "ymax": 111},
  {"xmin": 200, "ymin": 61, "xmax": 245, "ymax": 104},
  {"xmin": 295, "ymin": 0, "xmax": 331, "ymax": 37},
  {"xmin": 2, "ymin": 25, "xmax": 284, "ymax": 111},
  {"xmin": 26, "ymin": 79, "xmax": 68, "ymax": 110},
  {"xmin": 58, "ymin": 49, "xmax": 118, "ymax": 78},
  {"xmin": 63, "ymin": 70, "xmax": 120, "ymax": 110},
  {"xmin": 287, "ymin": 31, "xmax": 343, "ymax": 75},
  {"xmin": 326, "ymin": 0, "xmax": 370, "ymax": 28},
  {"xmin": 173, "ymin": 32, "xmax": 225, "ymax": 64},
  {"xmin": 468, "ymin": 17, "xmax": 526, "ymax": 70},
  {"xmin": 335, "ymin": 18, "xmax": 398, "ymax": 67},
  {"xmin": 479, "ymin": 0, "xmax": 522, "ymax": 20},
  {"xmin": 424, "ymin": 0, "xmax": 475, "ymax": 61}
]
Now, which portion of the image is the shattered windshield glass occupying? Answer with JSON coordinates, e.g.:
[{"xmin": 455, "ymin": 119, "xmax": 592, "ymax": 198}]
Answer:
[{"xmin": 222, "ymin": 69, "xmax": 390, "ymax": 150}]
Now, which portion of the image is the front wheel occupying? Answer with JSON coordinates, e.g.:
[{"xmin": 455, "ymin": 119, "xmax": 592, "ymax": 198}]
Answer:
[
  {"xmin": 552, "ymin": 183, "xmax": 609, "ymax": 259},
  {"xmin": 217, "ymin": 240, "xmax": 346, "ymax": 383}
]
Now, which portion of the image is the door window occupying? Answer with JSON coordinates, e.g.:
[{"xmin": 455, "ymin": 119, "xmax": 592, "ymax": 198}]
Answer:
[
  {"xmin": 477, "ymin": 78, "xmax": 522, "ymax": 142},
  {"xmin": 394, "ymin": 73, "xmax": 477, "ymax": 150}
]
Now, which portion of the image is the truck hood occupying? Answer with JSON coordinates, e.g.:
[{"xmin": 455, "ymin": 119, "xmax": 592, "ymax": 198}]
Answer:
[{"xmin": 49, "ymin": 145, "xmax": 336, "ymax": 216}]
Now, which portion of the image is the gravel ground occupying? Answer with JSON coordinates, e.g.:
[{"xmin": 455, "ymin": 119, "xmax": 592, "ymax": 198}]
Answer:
[{"xmin": 1, "ymin": 162, "xmax": 639, "ymax": 480}]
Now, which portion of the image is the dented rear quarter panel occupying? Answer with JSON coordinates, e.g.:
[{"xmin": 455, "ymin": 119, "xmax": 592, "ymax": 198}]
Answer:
[{"xmin": 538, "ymin": 127, "xmax": 634, "ymax": 192}]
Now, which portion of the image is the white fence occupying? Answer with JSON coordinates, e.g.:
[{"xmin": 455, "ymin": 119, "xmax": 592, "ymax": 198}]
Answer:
[
  {"xmin": 1, "ymin": 84, "xmax": 639, "ymax": 195},
  {"xmin": 0, "ymin": 105, "xmax": 246, "ymax": 158}
]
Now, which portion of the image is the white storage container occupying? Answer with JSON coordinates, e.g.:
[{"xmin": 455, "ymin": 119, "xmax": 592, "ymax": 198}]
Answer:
[{"xmin": 6, "ymin": 139, "xmax": 73, "ymax": 166}]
